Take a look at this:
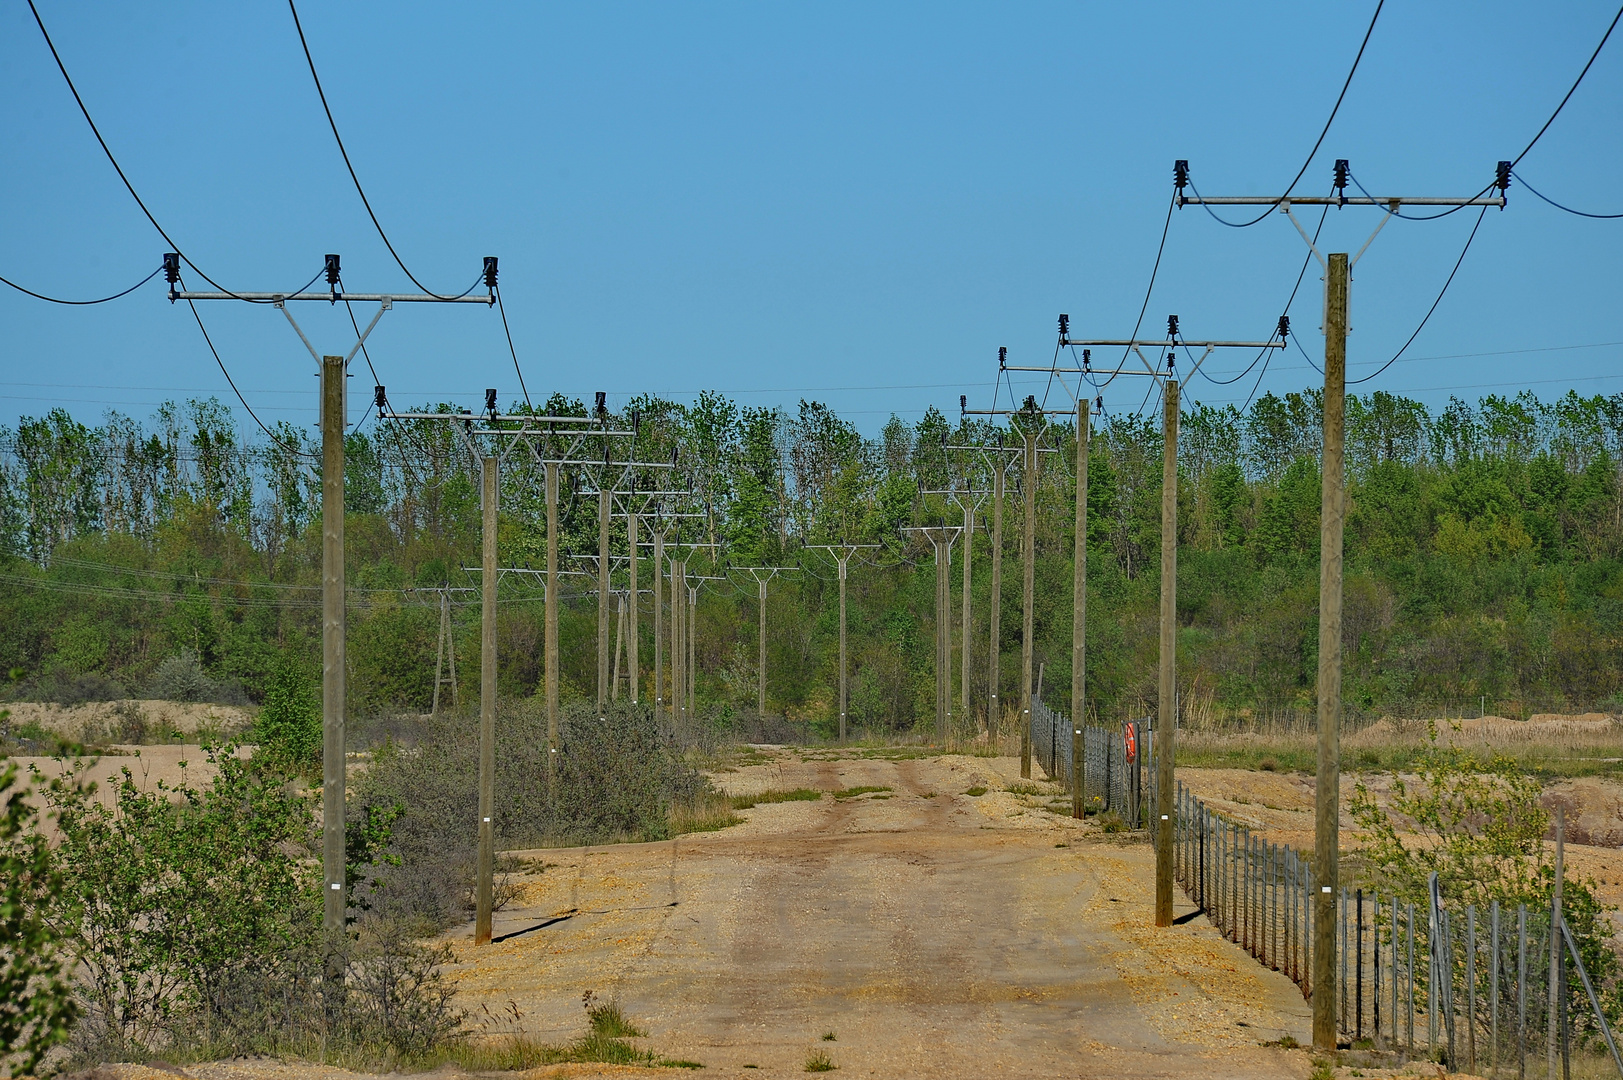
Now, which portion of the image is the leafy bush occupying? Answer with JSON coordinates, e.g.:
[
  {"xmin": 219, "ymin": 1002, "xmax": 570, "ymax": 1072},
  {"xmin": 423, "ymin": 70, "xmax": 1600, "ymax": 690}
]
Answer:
[
  {"xmin": 143, "ymin": 650, "xmax": 248, "ymax": 705},
  {"xmin": 353, "ymin": 699, "xmax": 713, "ymax": 929},
  {"xmin": 254, "ymin": 661, "xmax": 321, "ymax": 770},
  {"xmin": 35, "ymin": 743, "xmax": 465, "ymax": 1068},
  {"xmin": 17, "ymin": 668, "xmax": 127, "ymax": 705},
  {"xmin": 1350, "ymin": 731, "xmax": 1620, "ymax": 1025},
  {"xmin": 0, "ymin": 761, "xmax": 78, "ymax": 1077}
]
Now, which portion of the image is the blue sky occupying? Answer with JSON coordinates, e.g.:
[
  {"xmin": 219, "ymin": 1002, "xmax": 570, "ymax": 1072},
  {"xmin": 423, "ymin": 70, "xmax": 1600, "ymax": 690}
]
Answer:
[{"xmin": 2, "ymin": 1, "xmax": 1619, "ymax": 435}]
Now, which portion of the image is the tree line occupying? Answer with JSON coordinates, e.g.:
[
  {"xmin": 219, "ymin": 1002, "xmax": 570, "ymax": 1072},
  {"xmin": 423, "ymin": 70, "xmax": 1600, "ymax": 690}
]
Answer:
[{"xmin": 2, "ymin": 384, "xmax": 1620, "ymax": 730}]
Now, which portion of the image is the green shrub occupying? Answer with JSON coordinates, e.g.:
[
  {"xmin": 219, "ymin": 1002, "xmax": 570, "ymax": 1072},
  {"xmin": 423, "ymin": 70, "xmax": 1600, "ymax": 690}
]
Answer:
[
  {"xmin": 0, "ymin": 760, "xmax": 78, "ymax": 1076},
  {"xmin": 255, "ymin": 661, "xmax": 321, "ymax": 770}
]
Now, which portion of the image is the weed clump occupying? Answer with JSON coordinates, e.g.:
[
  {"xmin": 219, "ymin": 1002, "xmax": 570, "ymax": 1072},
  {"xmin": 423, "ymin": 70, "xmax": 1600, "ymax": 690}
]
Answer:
[
  {"xmin": 730, "ymin": 788, "xmax": 823, "ymax": 809},
  {"xmin": 833, "ymin": 786, "xmax": 891, "ymax": 799},
  {"xmin": 963, "ymin": 786, "xmax": 988, "ymax": 797},
  {"xmin": 804, "ymin": 1048, "xmax": 837, "ymax": 1071}
]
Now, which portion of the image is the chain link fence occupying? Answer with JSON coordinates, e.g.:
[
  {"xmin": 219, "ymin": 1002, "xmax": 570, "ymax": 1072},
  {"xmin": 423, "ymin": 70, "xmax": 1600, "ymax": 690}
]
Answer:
[{"xmin": 1030, "ymin": 699, "xmax": 1144, "ymax": 829}]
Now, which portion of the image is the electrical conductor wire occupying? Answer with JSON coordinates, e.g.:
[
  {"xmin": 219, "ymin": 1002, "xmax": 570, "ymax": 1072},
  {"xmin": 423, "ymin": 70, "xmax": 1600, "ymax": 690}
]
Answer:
[
  {"xmin": 1512, "ymin": 3, "xmax": 1623, "ymax": 168},
  {"xmin": 1510, "ymin": 170, "xmax": 1623, "ymax": 219},
  {"xmin": 1185, "ymin": 0, "xmax": 1385, "ymax": 228},
  {"xmin": 25, "ymin": 0, "xmax": 289, "ymax": 304},
  {"xmin": 1349, "ymin": 204, "xmax": 1490, "ymax": 385},
  {"xmin": 1, "ymin": 265, "xmax": 163, "ymax": 305},
  {"xmin": 287, "ymin": 0, "xmax": 475, "ymax": 301},
  {"xmin": 179, "ymin": 277, "xmax": 312, "ymax": 458}
]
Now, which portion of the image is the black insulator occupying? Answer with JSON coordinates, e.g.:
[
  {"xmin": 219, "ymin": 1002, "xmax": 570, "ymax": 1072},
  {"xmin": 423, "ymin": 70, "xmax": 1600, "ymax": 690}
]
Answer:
[
  {"xmin": 1333, "ymin": 159, "xmax": 1349, "ymax": 195},
  {"xmin": 1058, "ymin": 313, "xmax": 1070, "ymax": 338},
  {"xmin": 1166, "ymin": 314, "xmax": 1179, "ymax": 339},
  {"xmin": 374, "ymin": 385, "xmax": 387, "ymax": 415},
  {"xmin": 325, "ymin": 253, "xmax": 341, "ymax": 287},
  {"xmin": 998, "ymin": 346, "xmax": 1007, "ymax": 369},
  {"xmin": 959, "ymin": 394, "xmax": 967, "ymax": 414},
  {"xmin": 1173, "ymin": 160, "xmax": 1189, "ymax": 191},
  {"xmin": 595, "ymin": 391, "xmax": 607, "ymax": 418},
  {"xmin": 1094, "ymin": 395, "xmax": 1103, "ymax": 411},
  {"xmin": 483, "ymin": 256, "xmax": 499, "ymax": 288},
  {"xmin": 1166, "ymin": 352, "xmax": 1176, "ymax": 370},
  {"xmin": 1082, "ymin": 349, "xmax": 1091, "ymax": 372},
  {"xmin": 1023, "ymin": 395, "xmax": 1037, "ymax": 412},
  {"xmin": 1496, "ymin": 160, "xmax": 1512, "ymax": 195},
  {"xmin": 631, "ymin": 407, "xmax": 641, "ymax": 435},
  {"xmin": 1277, "ymin": 315, "xmax": 1291, "ymax": 339},
  {"xmin": 486, "ymin": 388, "xmax": 498, "ymax": 418},
  {"xmin": 163, "ymin": 252, "xmax": 181, "ymax": 285}
]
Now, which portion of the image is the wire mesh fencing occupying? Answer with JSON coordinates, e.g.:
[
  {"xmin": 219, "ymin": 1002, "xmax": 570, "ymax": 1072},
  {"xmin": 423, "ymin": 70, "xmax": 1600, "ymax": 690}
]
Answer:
[
  {"xmin": 1030, "ymin": 700, "xmax": 1144, "ymax": 828},
  {"xmin": 1173, "ymin": 781, "xmax": 1623, "ymax": 1074}
]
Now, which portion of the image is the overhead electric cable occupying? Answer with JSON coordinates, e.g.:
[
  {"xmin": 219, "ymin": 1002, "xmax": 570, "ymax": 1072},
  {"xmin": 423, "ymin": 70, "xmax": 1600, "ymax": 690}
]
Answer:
[
  {"xmin": 287, "ymin": 0, "xmax": 473, "ymax": 301},
  {"xmin": 1510, "ymin": 170, "xmax": 1623, "ymax": 219},
  {"xmin": 1512, "ymin": 3, "xmax": 1623, "ymax": 167},
  {"xmin": 1348, "ymin": 205, "xmax": 1490, "ymax": 385},
  {"xmin": 24, "ymin": 0, "xmax": 294, "ymax": 303},
  {"xmin": 1348, "ymin": 170, "xmax": 1496, "ymax": 221},
  {"xmin": 1189, "ymin": 0, "xmax": 1384, "ymax": 229},
  {"xmin": 1, "ymin": 265, "xmax": 163, "ymax": 305},
  {"xmin": 494, "ymin": 284, "xmax": 534, "ymax": 409},
  {"xmin": 179, "ymin": 277, "xmax": 313, "ymax": 458},
  {"xmin": 1109, "ymin": 192, "xmax": 1178, "ymax": 387}
]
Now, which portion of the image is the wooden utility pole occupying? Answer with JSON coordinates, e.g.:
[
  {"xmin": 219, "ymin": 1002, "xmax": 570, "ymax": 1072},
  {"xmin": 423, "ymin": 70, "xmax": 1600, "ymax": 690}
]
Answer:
[
  {"xmin": 475, "ymin": 457, "xmax": 497, "ymax": 945},
  {"xmin": 1072, "ymin": 398, "xmax": 1089, "ymax": 819},
  {"xmin": 431, "ymin": 589, "xmax": 458, "ymax": 715},
  {"xmin": 736, "ymin": 567, "xmax": 797, "ymax": 717},
  {"xmin": 1313, "ymin": 252, "xmax": 1348, "ymax": 1048},
  {"xmin": 611, "ymin": 592, "xmax": 626, "ymax": 700},
  {"xmin": 989, "ymin": 457, "xmax": 1004, "ymax": 735},
  {"xmin": 671, "ymin": 554, "xmax": 686, "ymax": 725},
  {"xmin": 597, "ymin": 466, "xmax": 611, "ymax": 713},
  {"xmin": 1155, "ymin": 381, "xmax": 1179, "ymax": 927},
  {"xmin": 1020, "ymin": 425, "xmax": 1038, "ymax": 779},
  {"xmin": 545, "ymin": 460, "xmax": 559, "ymax": 786},
  {"xmin": 652, "ymin": 530, "xmax": 667, "ymax": 718},
  {"xmin": 1548, "ymin": 806, "xmax": 1565, "ymax": 1075},
  {"xmin": 320, "ymin": 355, "xmax": 346, "ymax": 940},
  {"xmin": 808, "ymin": 545, "xmax": 878, "ymax": 742},
  {"xmin": 628, "ymin": 514, "xmax": 640, "ymax": 703},
  {"xmin": 959, "ymin": 501, "xmax": 974, "ymax": 723}
]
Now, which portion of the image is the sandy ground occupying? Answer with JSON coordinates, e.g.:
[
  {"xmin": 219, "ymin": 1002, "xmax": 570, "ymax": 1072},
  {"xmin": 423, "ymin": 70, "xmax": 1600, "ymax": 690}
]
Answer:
[
  {"xmin": 4, "ymin": 700, "xmax": 254, "ymax": 741},
  {"xmin": 428, "ymin": 750, "xmax": 1317, "ymax": 1079}
]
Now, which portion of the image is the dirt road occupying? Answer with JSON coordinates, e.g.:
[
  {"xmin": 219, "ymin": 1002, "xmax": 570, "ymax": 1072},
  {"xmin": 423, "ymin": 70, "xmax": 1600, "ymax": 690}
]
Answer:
[{"xmin": 443, "ymin": 749, "xmax": 1315, "ymax": 1079}]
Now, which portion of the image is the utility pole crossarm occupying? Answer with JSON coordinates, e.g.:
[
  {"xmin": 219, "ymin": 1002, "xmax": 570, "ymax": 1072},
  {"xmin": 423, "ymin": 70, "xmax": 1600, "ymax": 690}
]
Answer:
[
  {"xmin": 1176, "ymin": 194, "xmax": 1504, "ymax": 207},
  {"xmin": 173, "ymin": 290, "xmax": 494, "ymax": 303}
]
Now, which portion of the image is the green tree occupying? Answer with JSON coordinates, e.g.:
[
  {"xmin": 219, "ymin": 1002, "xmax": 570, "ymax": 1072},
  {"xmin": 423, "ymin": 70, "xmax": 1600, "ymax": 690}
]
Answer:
[{"xmin": 0, "ymin": 761, "xmax": 78, "ymax": 1077}]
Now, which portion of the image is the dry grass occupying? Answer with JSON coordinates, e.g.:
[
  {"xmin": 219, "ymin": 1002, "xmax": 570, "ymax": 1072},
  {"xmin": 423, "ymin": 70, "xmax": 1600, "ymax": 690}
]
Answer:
[{"xmin": 1178, "ymin": 714, "xmax": 1622, "ymax": 780}]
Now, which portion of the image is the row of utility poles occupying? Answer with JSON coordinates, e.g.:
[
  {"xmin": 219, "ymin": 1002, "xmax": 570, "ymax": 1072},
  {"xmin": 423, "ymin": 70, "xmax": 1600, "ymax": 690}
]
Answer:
[{"xmin": 951, "ymin": 158, "xmax": 1507, "ymax": 1052}]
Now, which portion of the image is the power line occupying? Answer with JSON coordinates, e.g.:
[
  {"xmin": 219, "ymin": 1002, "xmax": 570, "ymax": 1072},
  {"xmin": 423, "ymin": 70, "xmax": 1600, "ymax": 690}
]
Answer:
[
  {"xmin": 1349, "ymin": 205, "xmax": 1490, "ymax": 385},
  {"xmin": 23, "ymin": 0, "xmax": 291, "ymax": 304},
  {"xmin": 1185, "ymin": 0, "xmax": 1384, "ymax": 229},
  {"xmin": 179, "ymin": 278, "xmax": 313, "ymax": 458},
  {"xmin": 286, "ymin": 0, "xmax": 472, "ymax": 301},
  {"xmin": 494, "ymin": 284, "xmax": 533, "ymax": 409},
  {"xmin": 1510, "ymin": 169, "xmax": 1623, "ymax": 219},
  {"xmin": 1, "ymin": 265, "xmax": 162, "ymax": 305},
  {"xmin": 1108, "ymin": 192, "xmax": 1177, "ymax": 390},
  {"xmin": 1512, "ymin": 3, "xmax": 1623, "ymax": 168}
]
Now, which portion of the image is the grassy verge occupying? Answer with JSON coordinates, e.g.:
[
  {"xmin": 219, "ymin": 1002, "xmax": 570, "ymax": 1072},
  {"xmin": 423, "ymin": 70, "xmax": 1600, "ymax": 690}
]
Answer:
[
  {"xmin": 730, "ymin": 787, "xmax": 824, "ymax": 809},
  {"xmin": 833, "ymin": 785, "xmax": 892, "ymax": 799}
]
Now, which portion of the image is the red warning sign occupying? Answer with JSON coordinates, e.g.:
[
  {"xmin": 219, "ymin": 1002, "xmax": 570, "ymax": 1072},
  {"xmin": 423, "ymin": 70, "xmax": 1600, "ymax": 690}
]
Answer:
[{"xmin": 1123, "ymin": 722, "xmax": 1137, "ymax": 763}]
